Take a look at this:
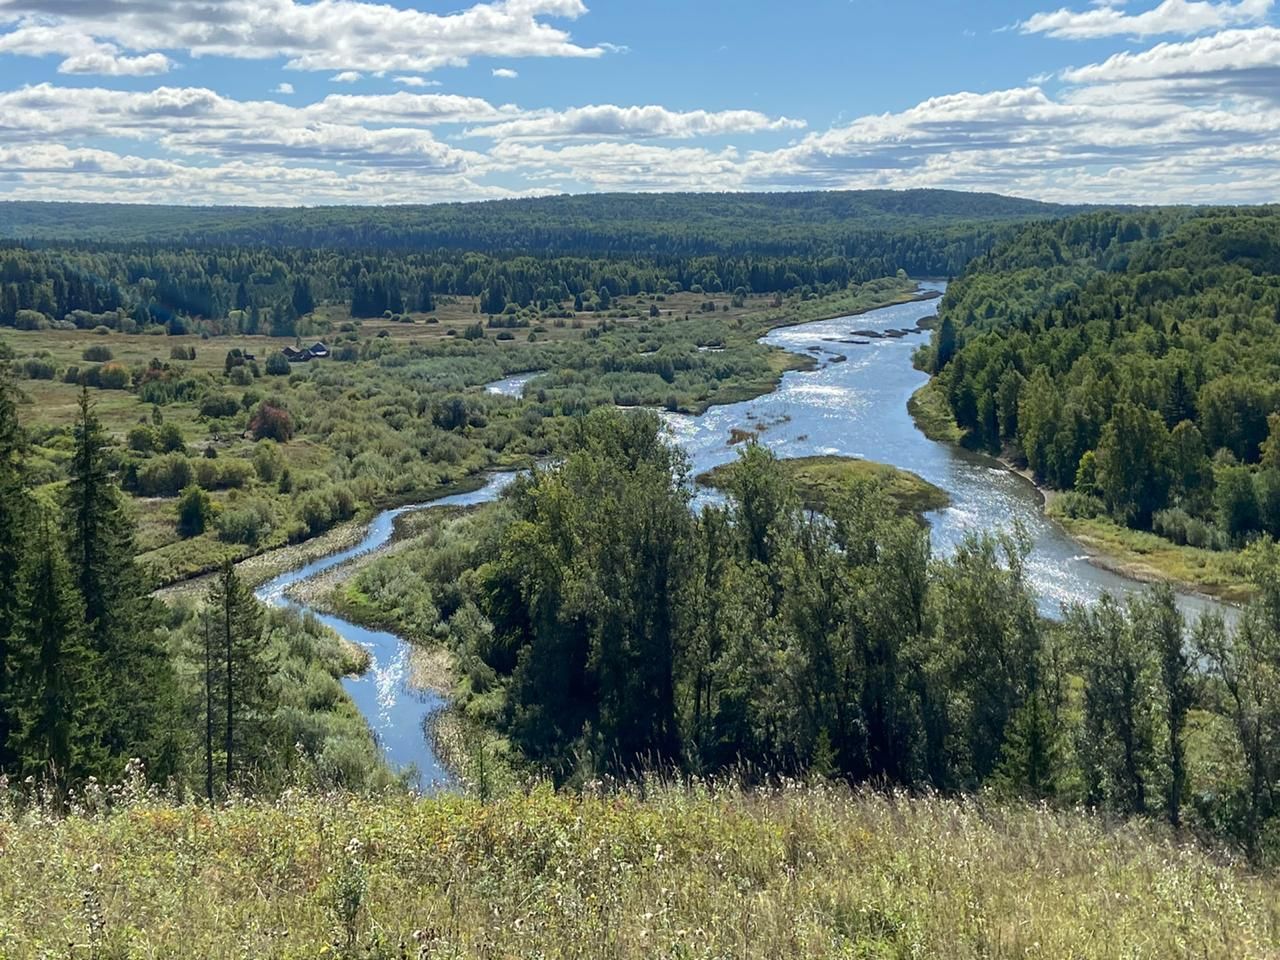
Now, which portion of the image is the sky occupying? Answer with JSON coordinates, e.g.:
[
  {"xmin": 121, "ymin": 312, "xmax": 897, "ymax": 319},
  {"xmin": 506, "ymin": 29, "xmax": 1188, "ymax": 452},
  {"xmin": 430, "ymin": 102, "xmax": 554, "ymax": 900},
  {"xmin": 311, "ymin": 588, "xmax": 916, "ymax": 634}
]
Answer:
[{"xmin": 0, "ymin": 0, "xmax": 1278, "ymax": 206}]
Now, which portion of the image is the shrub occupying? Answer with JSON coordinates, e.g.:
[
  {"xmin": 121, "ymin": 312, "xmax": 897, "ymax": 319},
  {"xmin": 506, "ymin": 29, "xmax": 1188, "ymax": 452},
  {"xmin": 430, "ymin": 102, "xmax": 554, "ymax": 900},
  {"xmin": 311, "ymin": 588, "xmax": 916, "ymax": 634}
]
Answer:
[
  {"xmin": 156, "ymin": 422, "xmax": 186, "ymax": 453},
  {"xmin": 176, "ymin": 484, "xmax": 213, "ymax": 537},
  {"xmin": 199, "ymin": 393, "xmax": 241, "ymax": 419},
  {"xmin": 1054, "ymin": 491, "xmax": 1106, "ymax": 520},
  {"xmin": 250, "ymin": 403, "xmax": 295, "ymax": 442},
  {"xmin": 252, "ymin": 440, "xmax": 284, "ymax": 482},
  {"xmin": 170, "ymin": 345, "xmax": 197, "ymax": 360},
  {"xmin": 137, "ymin": 453, "xmax": 195, "ymax": 496},
  {"xmin": 127, "ymin": 425, "xmax": 156, "ymax": 453},
  {"xmin": 217, "ymin": 498, "xmax": 274, "ymax": 545},
  {"xmin": 82, "ymin": 345, "xmax": 113, "ymax": 362},
  {"xmin": 17, "ymin": 357, "xmax": 56, "ymax": 380},
  {"xmin": 265, "ymin": 353, "xmax": 291, "ymax": 376}
]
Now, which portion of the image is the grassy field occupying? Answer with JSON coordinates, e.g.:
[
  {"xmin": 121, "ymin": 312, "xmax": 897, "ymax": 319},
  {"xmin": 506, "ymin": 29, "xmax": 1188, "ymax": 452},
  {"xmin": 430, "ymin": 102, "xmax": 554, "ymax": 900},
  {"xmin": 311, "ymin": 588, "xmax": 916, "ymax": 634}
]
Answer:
[
  {"xmin": 699, "ymin": 454, "xmax": 950, "ymax": 518},
  {"xmin": 1, "ymin": 782, "xmax": 1276, "ymax": 958}
]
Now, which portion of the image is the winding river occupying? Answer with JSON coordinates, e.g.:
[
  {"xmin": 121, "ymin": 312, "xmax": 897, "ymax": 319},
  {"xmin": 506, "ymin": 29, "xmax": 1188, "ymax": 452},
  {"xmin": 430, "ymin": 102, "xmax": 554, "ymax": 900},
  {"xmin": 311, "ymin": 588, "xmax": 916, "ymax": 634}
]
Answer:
[{"xmin": 263, "ymin": 282, "xmax": 1228, "ymax": 785}]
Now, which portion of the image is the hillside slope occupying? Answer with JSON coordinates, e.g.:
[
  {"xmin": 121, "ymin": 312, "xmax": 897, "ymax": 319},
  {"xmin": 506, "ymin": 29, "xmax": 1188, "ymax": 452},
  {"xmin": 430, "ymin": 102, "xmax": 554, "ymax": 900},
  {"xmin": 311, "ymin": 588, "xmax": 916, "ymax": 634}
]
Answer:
[{"xmin": 1, "ymin": 783, "xmax": 1275, "ymax": 958}]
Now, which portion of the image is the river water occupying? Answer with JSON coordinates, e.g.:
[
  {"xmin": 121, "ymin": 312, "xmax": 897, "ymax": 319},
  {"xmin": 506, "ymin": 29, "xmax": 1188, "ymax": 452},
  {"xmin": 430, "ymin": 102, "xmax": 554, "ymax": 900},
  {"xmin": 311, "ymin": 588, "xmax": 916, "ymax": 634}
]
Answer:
[
  {"xmin": 261, "ymin": 282, "xmax": 1227, "ymax": 785},
  {"xmin": 254, "ymin": 473, "xmax": 517, "ymax": 790}
]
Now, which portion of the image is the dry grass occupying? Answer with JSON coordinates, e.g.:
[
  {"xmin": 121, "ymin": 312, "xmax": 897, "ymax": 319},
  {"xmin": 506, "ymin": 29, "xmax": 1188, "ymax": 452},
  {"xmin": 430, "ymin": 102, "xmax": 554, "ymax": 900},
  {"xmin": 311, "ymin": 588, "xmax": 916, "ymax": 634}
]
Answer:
[{"xmin": 0, "ymin": 781, "xmax": 1276, "ymax": 958}]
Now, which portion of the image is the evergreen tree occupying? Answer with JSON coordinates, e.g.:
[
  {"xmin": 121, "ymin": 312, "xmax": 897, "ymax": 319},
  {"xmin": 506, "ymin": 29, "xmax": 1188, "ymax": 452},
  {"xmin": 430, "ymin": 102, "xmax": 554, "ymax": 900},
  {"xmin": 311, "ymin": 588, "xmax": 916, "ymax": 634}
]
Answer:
[
  {"xmin": 290, "ymin": 277, "xmax": 315, "ymax": 317},
  {"xmin": 0, "ymin": 365, "xmax": 28, "ymax": 770},
  {"xmin": 64, "ymin": 389, "xmax": 175, "ymax": 777},
  {"xmin": 207, "ymin": 561, "xmax": 273, "ymax": 789},
  {"xmin": 6, "ymin": 516, "xmax": 102, "ymax": 791}
]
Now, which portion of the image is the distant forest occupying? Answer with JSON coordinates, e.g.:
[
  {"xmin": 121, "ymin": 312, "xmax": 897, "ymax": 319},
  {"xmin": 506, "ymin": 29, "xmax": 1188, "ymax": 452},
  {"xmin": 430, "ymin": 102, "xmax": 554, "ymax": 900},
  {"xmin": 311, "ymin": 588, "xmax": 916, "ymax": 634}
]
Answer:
[{"xmin": 0, "ymin": 191, "xmax": 1082, "ymax": 332}]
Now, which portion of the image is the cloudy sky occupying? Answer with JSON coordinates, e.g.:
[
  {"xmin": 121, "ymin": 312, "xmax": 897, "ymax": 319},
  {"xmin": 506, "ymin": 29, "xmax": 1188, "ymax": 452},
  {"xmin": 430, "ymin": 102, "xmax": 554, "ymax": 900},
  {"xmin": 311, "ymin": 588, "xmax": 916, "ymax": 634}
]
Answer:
[{"xmin": 0, "ymin": 0, "xmax": 1278, "ymax": 205}]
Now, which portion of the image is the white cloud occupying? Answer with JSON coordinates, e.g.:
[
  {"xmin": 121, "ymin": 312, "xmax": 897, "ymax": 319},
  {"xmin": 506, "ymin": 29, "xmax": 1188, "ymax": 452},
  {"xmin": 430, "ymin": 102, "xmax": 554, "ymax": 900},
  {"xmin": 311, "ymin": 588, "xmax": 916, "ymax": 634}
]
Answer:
[
  {"xmin": 274, "ymin": 82, "xmax": 295, "ymax": 95},
  {"xmin": 492, "ymin": 67, "xmax": 519, "ymax": 78},
  {"xmin": 0, "ymin": 0, "xmax": 605, "ymax": 74},
  {"xmin": 331, "ymin": 71, "xmax": 363, "ymax": 83},
  {"xmin": 468, "ymin": 104, "xmax": 806, "ymax": 140},
  {"xmin": 1022, "ymin": 0, "xmax": 1273, "ymax": 39},
  {"xmin": 393, "ymin": 75, "xmax": 442, "ymax": 87},
  {"xmin": 0, "ymin": 22, "xmax": 172, "ymax": 74}
]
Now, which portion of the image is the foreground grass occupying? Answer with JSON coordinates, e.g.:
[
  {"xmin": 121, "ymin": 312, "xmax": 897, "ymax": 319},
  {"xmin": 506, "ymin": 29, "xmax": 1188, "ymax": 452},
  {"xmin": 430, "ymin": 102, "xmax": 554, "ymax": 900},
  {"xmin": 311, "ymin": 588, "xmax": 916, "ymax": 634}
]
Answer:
[
  {"xmin": 700, "ymin": 454, "xmax": 950, "ymax": 518},
  {"xmin": 1050, "ymin": 508, "xmax": 1252, "ymax": 604},
  {"xmin": 1, "ymin": 783, "xmax": 1276, "ymax": 958}
]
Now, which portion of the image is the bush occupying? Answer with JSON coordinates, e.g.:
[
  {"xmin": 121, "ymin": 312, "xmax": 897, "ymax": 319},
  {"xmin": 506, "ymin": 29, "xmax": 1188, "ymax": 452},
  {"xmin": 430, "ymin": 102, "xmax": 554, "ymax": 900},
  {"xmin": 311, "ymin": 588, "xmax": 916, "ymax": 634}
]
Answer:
[
  {"xmin": 217, "ymin": 498, "xmax": 274, "ymax": 545},
  {"xmin": 127, "ymin": 425, "xmax": 156, "ymax": 453},
  {"xmin": 253, "ymin": 440, "xmax": 284, "ymax": 482},
  {"xmin": 156, "ymin": 422, "xmax": 186, "ymax": 453},
  {"xmin": 170, "ymin": 345, "xmax": 197, "ymax": 360},
  {"xmin": 1153, "ymin": 508, "xmax": 1231, "ymax": 551},
  {"xmin": 295, "ymin": 485, "xmax": 357, "ymax": 536},
  {"xmin": 250, "ymin": 403, "xmax": 295, "ymax": 442},
  {"xmin": 199, "ymin": 393, "xmax": 241, "ymax": 419},
  {"xmin": 1054, "ymin": 491, "xmax": 1106, "ymax": 520},
  {"xmin": 265, "ymin": 353, "xmax": 291, "ymax": 376},
  {"xmin": 82, "ymin": 345, "xmax": 113, "ymax": 362},
  {"xmin": 17, "ymin": 357, "xmax": 56, "ymax": 380},
  {"xmin": 176, "ymin": 484, "xmax": 214, "ymax": 537},
  {"xmin": 137, "ymin": 453, "xmax": 195, "ymax": 496}
]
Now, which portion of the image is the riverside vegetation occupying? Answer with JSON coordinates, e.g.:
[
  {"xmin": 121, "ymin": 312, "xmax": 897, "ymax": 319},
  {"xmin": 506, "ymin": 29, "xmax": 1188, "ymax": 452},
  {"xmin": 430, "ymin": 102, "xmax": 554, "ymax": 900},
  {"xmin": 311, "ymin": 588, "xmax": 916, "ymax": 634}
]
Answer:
[
  {"xmin": 918, "ymin": 206, "xmax": 1280, "ymax": 598},
  {"xmin": 4, "ymin": 193, "xmax": 1280, "ymax": 955}
]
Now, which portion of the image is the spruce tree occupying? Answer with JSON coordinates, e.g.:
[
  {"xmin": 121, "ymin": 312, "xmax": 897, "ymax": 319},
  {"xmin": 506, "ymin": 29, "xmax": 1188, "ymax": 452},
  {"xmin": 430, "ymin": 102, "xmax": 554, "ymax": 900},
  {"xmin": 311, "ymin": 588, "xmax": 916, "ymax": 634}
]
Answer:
[
  {"xmin": 0, "ymin": 365, "xmax": 29, "ymax": 770},
  {"xmin": 64, "ymin": 389, "xmax": 175, "ymax": 777},
  {"xmin": 207, "ymin": 561, "xmax": 273, "ymax": 790},
  {"xmin": 7, "ymin": 516, "xmax": 102, "ymax": 791}
]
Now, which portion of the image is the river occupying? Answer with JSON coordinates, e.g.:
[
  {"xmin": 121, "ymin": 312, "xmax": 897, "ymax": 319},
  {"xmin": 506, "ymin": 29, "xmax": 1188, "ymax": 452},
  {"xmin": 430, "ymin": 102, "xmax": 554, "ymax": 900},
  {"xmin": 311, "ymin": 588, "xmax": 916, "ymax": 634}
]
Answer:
[
  {"xmin": 254, "ymin": 473, "xmax": 517, "ymax": 791},
  {"xmin": 262, "ymin": 282, "xmax": 1228, "ymax": 786}
]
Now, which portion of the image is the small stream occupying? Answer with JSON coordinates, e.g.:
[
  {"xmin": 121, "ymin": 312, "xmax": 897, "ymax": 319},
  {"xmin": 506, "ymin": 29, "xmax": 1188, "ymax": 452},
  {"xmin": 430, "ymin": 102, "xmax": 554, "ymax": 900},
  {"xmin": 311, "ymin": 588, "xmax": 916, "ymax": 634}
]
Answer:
[
  {"xmin": 262, "ymin": 283, "xmax": 1229, "ymax": 783},
  {"xmin": 254, "ymin": 473, "xmax": 517, "ymax": 790}
]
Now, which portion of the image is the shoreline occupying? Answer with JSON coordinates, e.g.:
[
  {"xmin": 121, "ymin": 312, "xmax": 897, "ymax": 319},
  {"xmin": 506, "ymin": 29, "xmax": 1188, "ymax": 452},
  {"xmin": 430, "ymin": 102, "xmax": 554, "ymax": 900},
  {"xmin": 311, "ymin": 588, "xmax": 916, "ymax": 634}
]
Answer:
[{"xmin": 906, "ymin": 383, "xmax": 1248, "ymax": 608}]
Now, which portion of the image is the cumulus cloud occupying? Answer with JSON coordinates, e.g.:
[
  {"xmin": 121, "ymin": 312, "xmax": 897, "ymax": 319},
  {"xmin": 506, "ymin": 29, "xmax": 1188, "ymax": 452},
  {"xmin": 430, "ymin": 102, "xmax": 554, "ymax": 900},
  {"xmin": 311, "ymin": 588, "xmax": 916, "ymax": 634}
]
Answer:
[
  {"xmin": 492, "ymin": 67, "xmax": 519, "ymax": 78},
  {"xmin": 0, "ymin": 21, "xmax": 172, "ymax": 74},
  {"xmin": 393, "ymin": 75, "xmax": 441, "ymax": 87},
  {"xmin": 1022, "ymin": 0, "xmax": 1273, "ymax": 39},
  {"xmin": 468, "ymin": 104, "xmax": 806, "ymax": 140},
  {"xmin": 274, "ymin": 82, "xmax": 295, "ymax": 95},
  {"xmin": 0, "ymin": 0, "xmax": 605, "ymax": 73},
  {"xmin": 331, "ymin": 71, "xmax": 363, "ymax": 83}
]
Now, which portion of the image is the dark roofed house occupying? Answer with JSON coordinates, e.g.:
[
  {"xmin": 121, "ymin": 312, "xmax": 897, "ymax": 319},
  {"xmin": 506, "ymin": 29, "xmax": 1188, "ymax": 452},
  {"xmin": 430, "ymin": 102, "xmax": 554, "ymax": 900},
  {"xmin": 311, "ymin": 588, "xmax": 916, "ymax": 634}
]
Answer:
[
  {"xmin": 307, "ymin": 342, "xmax": 330, "ymax": 359},
  {"xmin": 282, "ymin": 346, "xmax": 310, "ymax": 363}
]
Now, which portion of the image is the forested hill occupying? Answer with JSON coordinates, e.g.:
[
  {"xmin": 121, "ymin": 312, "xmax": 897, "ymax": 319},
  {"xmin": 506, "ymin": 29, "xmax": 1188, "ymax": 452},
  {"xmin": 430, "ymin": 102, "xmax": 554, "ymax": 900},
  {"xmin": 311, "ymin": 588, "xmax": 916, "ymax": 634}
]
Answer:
[
  {"xmin": 923, "ymin": 205, "xmax": 1280, "ymax": 546},
  {"xmin": 0, "ymin": 189, "xmax": 1080, "ymax": 257}
]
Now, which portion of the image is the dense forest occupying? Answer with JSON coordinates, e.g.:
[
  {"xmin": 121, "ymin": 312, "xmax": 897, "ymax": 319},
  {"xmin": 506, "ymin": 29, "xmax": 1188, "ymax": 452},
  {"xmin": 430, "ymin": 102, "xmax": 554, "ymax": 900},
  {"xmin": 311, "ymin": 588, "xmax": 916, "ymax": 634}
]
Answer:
[
  {"xmin": 0, "ymin": 190, "xmax": 1077, "ymax": 253},
  {"xmin": 923, "ymin": 207, "xmax": 1280, "ymax": 549},
  {"xmin": 326, "ymin": 408, "xmax": 1280, "ymax": 862},
  {"xmin": 0, "ymin": 191, "xmax": 1080, "ymax": 333}
]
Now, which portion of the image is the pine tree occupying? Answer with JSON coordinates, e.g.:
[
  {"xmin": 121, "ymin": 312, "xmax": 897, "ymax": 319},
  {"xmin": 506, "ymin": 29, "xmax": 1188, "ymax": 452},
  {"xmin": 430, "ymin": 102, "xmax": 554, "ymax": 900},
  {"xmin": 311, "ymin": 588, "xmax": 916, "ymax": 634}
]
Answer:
[
  {"xmin": 64, "ymin": 389, "xmax": 175, "ymax": 777},
  {"xmin": 207, "ymin": 561, "xmax": 273, "ymax": 790},
  {"xmin": 7, "ymin": 516, "xmax": 102, "ymax": 791}
]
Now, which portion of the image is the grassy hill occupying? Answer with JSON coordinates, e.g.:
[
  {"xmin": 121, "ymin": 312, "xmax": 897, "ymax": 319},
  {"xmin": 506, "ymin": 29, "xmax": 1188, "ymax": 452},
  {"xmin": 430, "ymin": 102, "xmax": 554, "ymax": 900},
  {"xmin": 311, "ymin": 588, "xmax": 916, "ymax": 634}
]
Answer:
[{"xmin": 1, "ymin": 782, "xmax": 1275, "ymax": 958}]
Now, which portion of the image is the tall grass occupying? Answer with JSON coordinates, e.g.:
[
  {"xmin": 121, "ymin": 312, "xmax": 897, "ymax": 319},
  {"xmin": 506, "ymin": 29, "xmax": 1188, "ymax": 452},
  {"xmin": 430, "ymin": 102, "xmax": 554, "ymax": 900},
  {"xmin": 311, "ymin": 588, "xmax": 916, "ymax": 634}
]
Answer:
[{"xmin": 2, "ymin": 778, "xmax": 1277, "ymax": 958}]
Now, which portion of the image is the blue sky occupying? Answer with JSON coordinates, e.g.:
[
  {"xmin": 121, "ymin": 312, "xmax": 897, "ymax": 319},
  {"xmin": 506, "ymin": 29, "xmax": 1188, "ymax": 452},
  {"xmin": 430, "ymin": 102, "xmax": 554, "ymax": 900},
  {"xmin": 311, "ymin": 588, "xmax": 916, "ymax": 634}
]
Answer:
[{"xmin": 0, "ymin": 0, "xmax": 1278, "ymax": 205}]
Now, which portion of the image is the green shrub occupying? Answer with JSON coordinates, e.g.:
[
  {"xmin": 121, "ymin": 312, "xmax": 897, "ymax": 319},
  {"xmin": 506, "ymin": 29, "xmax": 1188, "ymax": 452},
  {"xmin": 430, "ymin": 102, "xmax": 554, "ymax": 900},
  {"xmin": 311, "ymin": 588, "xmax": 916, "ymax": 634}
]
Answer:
[
  {"xmin": 81, "ymin": 344, "xmax": 113, "ymax": 362},
  {"xmin": 137, "ymin": 452, "xmax": 195, "ymax": 496},
  {"xmin": 176, "ymin": 484, "xmax": 214, "ymax": 537}
]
